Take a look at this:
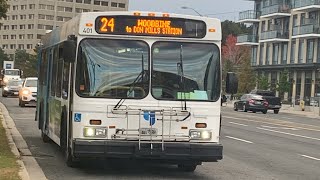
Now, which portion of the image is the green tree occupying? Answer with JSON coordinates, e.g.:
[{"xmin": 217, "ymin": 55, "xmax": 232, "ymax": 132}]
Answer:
[
  {"xmin": 221, "ymin": 20, "xmax": 251, "ymax": 44},
  {"xmin": 277, "ymin": 69, "xmax": 290, "ymax": 98},
  {"xmin": 14, "ymin": 50, "xmax": 37, "ymax": 77},
  {"xmin": 0, "ymin": 48, "xmax": 11, "ymax": 68},
  {"xmin": 257, "ymin": 75, "xmax": 270, "ymax": 90},
  {"xmin": 0, "ymin": 0, "xmax": 9, "ymax": 18},
  {"xmin": 238, "ymin": 49, "xmax": 256, "ymax": 93}
]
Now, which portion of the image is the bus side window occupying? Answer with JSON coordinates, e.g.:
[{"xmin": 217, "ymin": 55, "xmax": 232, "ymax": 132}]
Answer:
[
  {"xmin": 56, "ymin": 46, "xmax": 63, "ymax": 98},
  {"xmin": 62, "ymin": 60, "xmax": 70, "ymax": 99},
  {"xmin": 51, "ymin": 47, "xmax": 58, "ymax": 97}
]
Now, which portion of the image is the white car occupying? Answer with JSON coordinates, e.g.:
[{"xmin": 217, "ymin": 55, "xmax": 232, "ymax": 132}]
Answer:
[{"xmin": 19, "ymin": 77, "xmax": 38, "ymax": 107}]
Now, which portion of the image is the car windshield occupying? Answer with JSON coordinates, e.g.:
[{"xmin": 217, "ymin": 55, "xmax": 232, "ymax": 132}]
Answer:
[
  {"xmin": 25, "ymin": 80, "xmax": 37, "ymax": 87},
  {"xmin": 151, "ymin": 42, "xmax": 220, "ymax": 101},
  {"xmin": 76, "ymin": 39, "xmax": 149, "ymax": 98},
  {"xmin": 8, "ymin": 80, "xmax": 21, "ymax": 86},
  {"xmin": 5, "ymin": 70, "xmax": 20, "ymax": 75}
]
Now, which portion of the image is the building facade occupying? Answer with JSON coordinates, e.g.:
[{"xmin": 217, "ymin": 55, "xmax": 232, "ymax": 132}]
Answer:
[
  {"xmin": 237, "ymin": 0, "xmax": 320, "ymax": 105},
  {"xmin": 0, "ymin": 0, "xmax": 128, "ymax": 55}
]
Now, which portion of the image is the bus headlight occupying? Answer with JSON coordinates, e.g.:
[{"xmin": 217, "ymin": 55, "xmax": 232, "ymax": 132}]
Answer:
[
  {"xmin": 83, "ymin": 127, "xmax": 107, "ymax": 137},
  {"xmin": 189, "ymin": 130, "xmax": 212, "ymax": 140},
  {"xmin": 3, "ymin": 87, "xmax": 9, "ymax": 91}
]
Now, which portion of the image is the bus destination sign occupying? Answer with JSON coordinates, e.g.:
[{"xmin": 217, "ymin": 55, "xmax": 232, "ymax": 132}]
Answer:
[{"xmin": 95, "ymin": 16, "xmax": 206, "ymax": 38}]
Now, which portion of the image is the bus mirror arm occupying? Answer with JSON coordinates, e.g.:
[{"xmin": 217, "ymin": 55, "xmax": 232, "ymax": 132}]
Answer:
[{"xmin": 178, "ymin": 112, "xmax": 191, "ymax": 121}]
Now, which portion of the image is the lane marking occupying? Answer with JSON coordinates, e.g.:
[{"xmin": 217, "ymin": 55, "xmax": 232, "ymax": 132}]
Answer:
[
  {"xmin": 300, "ymin": 154, "xmax": 320, "ymax": 161},
  {"xmin": 229, "ymin": 122, "xmax": 248, "ymax": 127},
  {"xmin": 261, "ymin": 125, "xmax": 298, "ymax": 130},
  {"xmin": 224, "ymin": 116, "xmax": 320, "ymax": 132},
  {"xmin": 257, "ymin": 127, "xmax": 320, "ymax": 141},
  {"xmin": 225, "ymin": 136, "xmax": 253, "ymax": 144}
]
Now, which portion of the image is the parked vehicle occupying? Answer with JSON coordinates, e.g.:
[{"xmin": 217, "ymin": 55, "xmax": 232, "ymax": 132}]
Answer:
[
  {"xmin": 2, "ymin": 79, "xmax": 23, "ymax": 97},
  {"xmin": 234, "ymin": 94, "xmax": 269, "ymax": 114},
  {"xmin": 250, "ymin": 90, "xmax": 281, "ymax": 114},
  {"xmin": 18, "ymin": 77, "xmax": 38, "ymax": 107}
]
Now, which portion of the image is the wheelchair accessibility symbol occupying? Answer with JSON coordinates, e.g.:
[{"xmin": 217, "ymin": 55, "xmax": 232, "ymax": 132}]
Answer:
[{"xmin": 143, "ymin": 111, "xmax": 156, "ymax": 126}]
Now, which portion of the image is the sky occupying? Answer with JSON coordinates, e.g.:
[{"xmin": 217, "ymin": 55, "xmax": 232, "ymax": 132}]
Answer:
[{"xmin": 129, "ymin": 0, "xmax": 254, "ymax": 21}]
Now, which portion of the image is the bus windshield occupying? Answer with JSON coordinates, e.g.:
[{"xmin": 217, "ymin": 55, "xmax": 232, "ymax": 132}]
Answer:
[
  {"xmin": 5, "ymin": 70, "xmax": 20, "ymax": 76},
  {"xmin": 151, "ymin": 42, "xmax": 220, "ymax": 101},
  {"xmin": 76, "ymin": 39, "xmax": 149, "ymax": 98}
]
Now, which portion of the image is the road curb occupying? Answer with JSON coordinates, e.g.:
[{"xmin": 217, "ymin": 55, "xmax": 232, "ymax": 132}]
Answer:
[{"xmin": 0, "ymin": 102, "xmax": 47, "ymax": 180}]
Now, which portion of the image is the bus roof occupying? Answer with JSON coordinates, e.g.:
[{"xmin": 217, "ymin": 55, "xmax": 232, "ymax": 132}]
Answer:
[{"xmin": 41, "ymin": 11, "xmax": 221, "ymax": 48}]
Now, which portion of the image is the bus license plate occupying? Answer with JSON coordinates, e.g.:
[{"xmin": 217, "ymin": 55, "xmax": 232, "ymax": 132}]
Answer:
[{"xmin": 139, "ymin": 128, "xmax": 157, "ymax": 135}]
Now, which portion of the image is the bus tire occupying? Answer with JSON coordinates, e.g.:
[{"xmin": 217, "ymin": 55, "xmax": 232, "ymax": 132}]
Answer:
[
  {"xmin": 60, "ymin": 112, "xmax": 77, "ymax": 167},
  {"xmin": 41, "ymin": 131, "xmax": 51, "ymax": 143},
  {"xmin": 178, "ymin": 164, "xmax": 197, "ymax": 172}
]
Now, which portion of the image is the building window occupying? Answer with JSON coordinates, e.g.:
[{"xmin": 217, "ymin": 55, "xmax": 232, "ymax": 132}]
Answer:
[
  {"xmin": 296, "ymin": 72, "xmax": 302, "ymax": 103},
  {"xmin": 12, "ymin": 15, "xmax": 18, "ymax": 20},
  {"xmin": 27, "ymin": 34, "xmax": 34, "ymax": 39},
  {"xmin": 12, "ymin": 5, "xmax": 18, "ymax": 10},
  {"xmin": 29, "ymin": 14, "xmax": 34, "ymax": 19},
  {"xmin": 290, "ymin": 40, "xmax": 296, "ymax": 64},
  {"xmin": 252, "ymin": 47, "xmax": 257, "ymax": 66},
  {"xmin": 66, "ymin": 0, "xmax": 73, "ymax": 2},
  {"xmin": 76, "ymin": 8, "xmax": 82, "ymax": 13},
  {"xmin": 259, "ymin": 44, "xmax": 264, "ymax": 65},
  {"xmin": 293, "ymin": 15, "xmax": 298, "ymax": 27},
  {"xmin": 118, "ymin": 3, "xmax": 125, "ymax": 8},
  {"xmin": 18, "ymin": 44, "xmax": 24, "ymax": 49},
  {"xmin": 94, "ymin": 0, "xmax": 100, "ymax": 5},
  {"xmin": 29, "ymin": 4, "xmax": 35, "ymax": 9},
  {"xmin": 11, "ymin": 25, "xmax": 17, "ymax": 30},
  {"xmin": 47, "ymin": 5, "xmax": 54, "ymax": 10},
  {"xmin": 298, "ymin": 40, "xmax": 304, "ymax": 63},
  {"xmin": 307, "ymin": 39, "xmax": 314, "ymax": 63},
  {"xmin": 27, "ymin": 44, "xmax": 33, "ymax": 49},
  {"xmin": 57, "ymin": 6, "xmax": 64, "ymax": 11},
  {"xmin": 21, "ymin": 5, "xmax": 27, "ymax": 10},
  {"xmin": 20, "ymin": 15, "xmax": 27, "ymax": 19},
  {"xmin": 266, "ymin": 44, "xmax": 270, "ymax": 65},
  {"xmin": 46, "ymin": 15, "xmax": 54, "ymax": 20},
  {"xmin": 11, "ymin": 35, "xmax": 16, "ymax": 39},
  {"xmin": 37, "ymin": 34, "xmax": 43, "ymax": 39},
  {"xmin": 270, "ymin": 72, "xmax": 277, "ymax": 92},
  {"xmin": 38, "ymin": 24, "xmax": 45, "ymax": 29},
  {"xmin": 19, "ymin": 35, "xmax": 25, "ymax": 39},
  {"xmin": 20, "ymin": 25, "xmax": 25, "ymax": 29},
  {"xmin": 281, "ymin": 43, "xmax": 288, "ymax": 64},
  {"xmin": 111, "ymin": 2, "xmax": 117, "ymax": 7},
  {"xmin": 84, "ymin": 0, "xmax": 91, "ymax": 4},
  {"xmin": 3, "ymin": 35, "xmax": 8, "ymax": 39},
  {"xmin": 28, "ymin": 24, "xmax": 34, "ymax": 29},
  {"xmin": 10, "ymin": 44, "xmax": 16, "ymax": 49},
  {"xmin": 76, "ymin": 0, "xmax": 83, "ymax": 3},
  {"xmin": 65, "ymin": 7, "xmax": 73, "ymax": 12},
  {"xmin": 316, "ymin": 72, "xmax": 320, "ymax": 97},
  {"xmin": 56, "ymin": 16, "xmax": 64, "ymax": 21},
  {"xmin": 39, "ymin": 4, "xmax": 46, "ymax": 9},
  {"xmin": 305, "ymin": 72, "xmax": 312, "ymax": 105},
  {"xmin": 272, "ymin": 43, "xmax": 279, "ymax": 65},
  {"xmin": 101, "ymin": 1, "xmax": 108, "ymax": 6},
  {"xmin": 39, "ymin": 14, "xmax": 45, "ymax": 19}
]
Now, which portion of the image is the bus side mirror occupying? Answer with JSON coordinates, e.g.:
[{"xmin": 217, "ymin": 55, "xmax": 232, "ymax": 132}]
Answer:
[
  {"xmin": 63, "ymin": 40, "xmax": 76, "ymax": 63},
  {"xmin": 226, "ymin": 72, "xmax": 238, "ymax": 94}
]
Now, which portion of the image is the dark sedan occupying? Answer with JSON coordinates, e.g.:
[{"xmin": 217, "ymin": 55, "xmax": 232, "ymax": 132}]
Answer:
[{"xmin": 234, "ymin": 94, "xmax": 268, "ymax": 114}]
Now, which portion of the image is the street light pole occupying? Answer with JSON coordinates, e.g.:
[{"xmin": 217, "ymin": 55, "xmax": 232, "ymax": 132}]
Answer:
[{"xmin": 181, "ymin": 6, "xmax": 203, "ymax": 16}]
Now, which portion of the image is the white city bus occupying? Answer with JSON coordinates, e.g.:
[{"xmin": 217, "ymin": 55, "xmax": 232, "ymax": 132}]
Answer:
[{"xmin": 36, "ymin": 11, "xmax": 237, "ymax": 171}]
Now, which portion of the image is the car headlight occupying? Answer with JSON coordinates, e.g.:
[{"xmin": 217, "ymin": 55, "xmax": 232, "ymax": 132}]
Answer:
[
  {"xmin": 22, "ymin": 89, "xmax": 31, "ymax": 95},
  {"xmin": 3, "ymin": 78, "xmax": 8, "ymax": 83},
  {"xmin": 3, "ymin": 87, "xmax": 9, "ymax": 91},
  {"xmin": 83, "ymin": 127, "xmax": 107, "ymax": 137},
  {"xmin": 189, "ymin": 130, "xmax": 212, "ymax": 140}
]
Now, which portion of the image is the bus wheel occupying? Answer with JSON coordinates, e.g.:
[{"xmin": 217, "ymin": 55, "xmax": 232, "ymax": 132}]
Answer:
[
  {"xmin": 41, "ymin": 131, "xmax": 51, "ymax": 143},
  {"xmin": 178, "ymin": 164, "xmax": 197, "ymax": 172}
]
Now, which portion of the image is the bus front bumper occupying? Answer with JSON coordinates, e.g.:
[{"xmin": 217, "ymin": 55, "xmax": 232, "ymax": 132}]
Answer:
[{"xmin": 73, "ymin": 140, "xmax": 223, "ymax": 162}]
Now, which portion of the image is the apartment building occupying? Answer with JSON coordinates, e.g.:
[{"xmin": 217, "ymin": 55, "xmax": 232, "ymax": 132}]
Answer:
[
  {"xmin": 0, "ymin": 0, "xmax": 128, "ymax": 55},
  {"xmin": 237, "ymin": 0, "xmax": 320, "ymax": 105}
]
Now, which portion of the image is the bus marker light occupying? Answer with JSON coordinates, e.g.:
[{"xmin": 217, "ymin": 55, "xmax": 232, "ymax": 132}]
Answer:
[
  {"xmin": 196, "ymin": 123, "xmax": 207, "ymax": 128},
  {"xmin": 134, "ymin": 12, "xmax": 141, "ymax": 16},
  {"xmin": 209, "ymin": 28, "xmax": 216, "ymax": 32},
  {"xmin": 109, "ymin": 125, "xmax": 116, "ymax": 129},
  {"xmin": 148, "ymin": 13, "xmax": 156, "ymax": 16},
  {"xmin": 90, "ymin": 120, "xmax": 101, "ymax": 125},
  {"xmin": 181, "ymin": 126, "xmax": 188, "ymax": 129},
  {"xmin": 162, "ymin": 13, "xmax": 170, "ymax": 17},
  {"xmin": 86, "ymin": 23, "xmax": 93, "ymax": 27}
]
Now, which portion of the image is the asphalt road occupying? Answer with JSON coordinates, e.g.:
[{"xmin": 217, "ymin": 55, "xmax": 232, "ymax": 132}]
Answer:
[{"xmin": 1, "ymin": 94, "xmax": 320, "ymax": 180}]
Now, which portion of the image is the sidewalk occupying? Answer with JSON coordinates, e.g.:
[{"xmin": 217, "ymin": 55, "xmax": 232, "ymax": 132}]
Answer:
[
  {"xmin": 0, "ymin": 103, "xmax": 47, "ymax": 180},
  {"xmin": 223, "ymin": 101, "xmax": 320, "ymax": 119}
]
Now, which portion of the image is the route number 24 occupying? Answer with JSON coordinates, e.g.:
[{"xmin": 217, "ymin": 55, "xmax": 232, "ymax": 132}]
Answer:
[{"xmin": 100, "ymin": 18, "xmax": 115, "ymax": 32}]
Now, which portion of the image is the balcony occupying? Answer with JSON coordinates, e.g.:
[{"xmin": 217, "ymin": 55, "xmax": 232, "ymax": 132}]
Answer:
[
  {"xmin": 236, "ymin": 34, "xmax": 259, "ymax": 46},
  {"xmin": 292, "ymin": 23, "xmax": 320, "ymax": 39},
  {"xmin": 260, "ymin": 4, "xmax": 291, "ymax": 19},
  {"xmin": 260, "ymin": 30, "xmax": 289, "ymax": 43},
  {"xmin": 237, "ymin": 10, "xmax": 261, "ymax": 23},
  {"xmin": 292, "ymin": 0, "xmax": 320, "ymax": 12}
]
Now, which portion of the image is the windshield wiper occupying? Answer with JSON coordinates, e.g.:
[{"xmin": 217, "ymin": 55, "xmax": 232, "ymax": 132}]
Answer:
[
  {"xmin": 177, "ymin": 45, "xmax": 187, "ymax": 111},
  {"xmin": 114, "ymin": 53, "xmax": 146, "ymax": 109}
]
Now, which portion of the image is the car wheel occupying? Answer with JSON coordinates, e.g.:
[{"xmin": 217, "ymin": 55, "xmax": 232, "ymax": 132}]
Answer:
[
  {"xmin": 234, "ymin": 104, "xmax": 238, "ymax": 111},
  {"xmin": 262, "ymin": 110, "xmax": 267, "ymax": 114},
  {"xmin": 243, "ymin": 105, "xmax": 248, "ymax": 112},
  {"xmin": 274, "ymin": 109, "xmax": 279, "ymax": 114},
  {"xmin": 178, "ymin": 164, "xmax": 197, "ymax": 172},
  {"xmin": 2, "ymin": 93, "xmax": 7, "ymax": 97}
]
